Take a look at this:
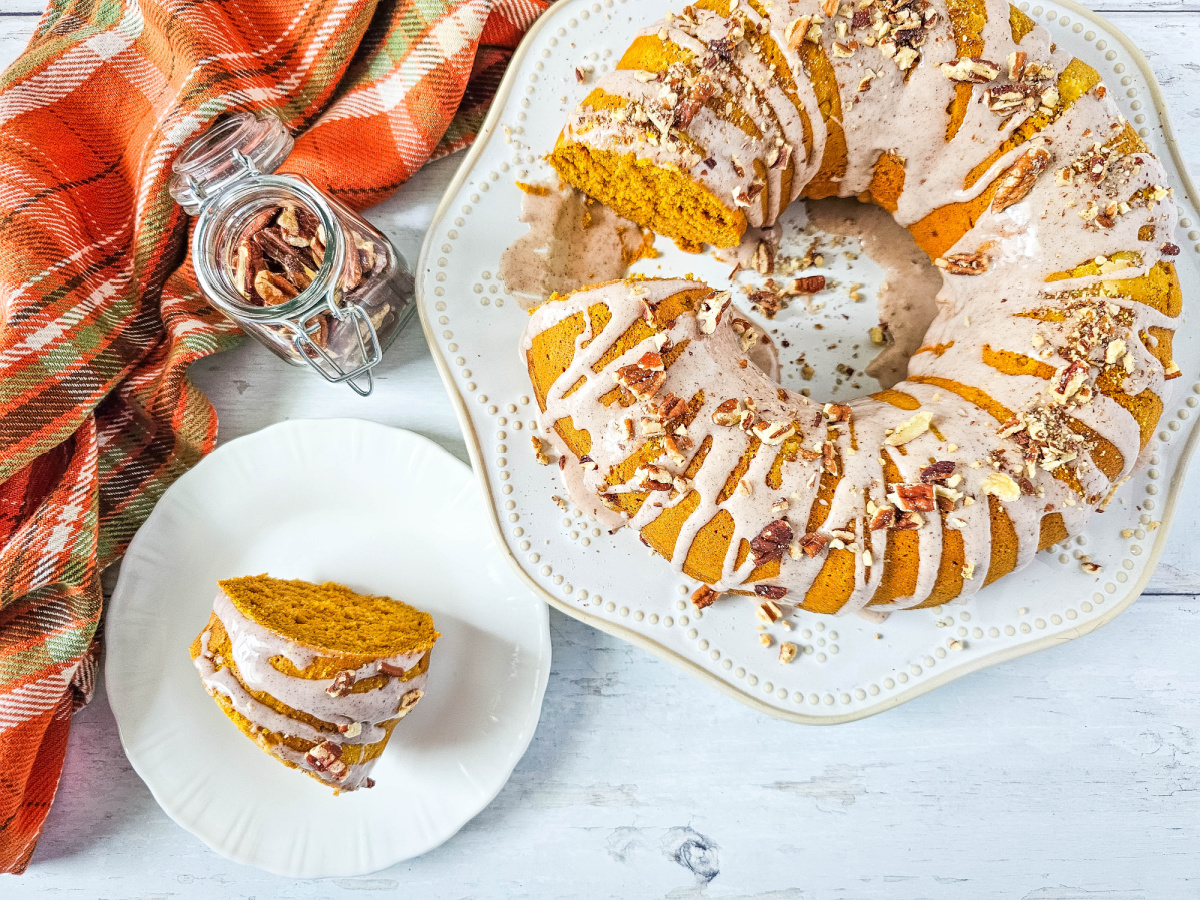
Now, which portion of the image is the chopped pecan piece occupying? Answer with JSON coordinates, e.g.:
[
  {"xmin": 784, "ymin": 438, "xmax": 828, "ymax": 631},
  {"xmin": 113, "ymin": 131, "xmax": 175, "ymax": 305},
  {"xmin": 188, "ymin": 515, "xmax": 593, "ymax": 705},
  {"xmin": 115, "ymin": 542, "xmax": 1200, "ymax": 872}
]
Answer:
[
  {"xmin": 675, "ymin": 76, "xmax": 716, "ymax": 129},
  {"xmin": 691, "ymin": 584, "xmax": 721, "ymax": 609},
  {"xmin": 752, "ymin": 419, "xmax": 796, "ymax": 446},
  {"xmin": 755, "ymin": 584, "xmax": 789, "ymax": 601},
  {"xmin": 786, "ymin": 16, "xmax": 813, "ymax": 51},
  {"xmin": 821, "ymin": 441, "xmax": 839, "ymax": 476},
  {"xmin": 657, "ymin": 391, "xmax": 689, "ymax": 425},
  {"xmin": 615, "ymin": 353, "xmax": 667, "ymax": 400},
  {"xmin": 985, "ymin": 82, "xmax": 1039, "ymax": 112},
  {"xmin": 397, "ymin": 688, "xmax": 424, "ymax": 718},
  {"xmin": 892, "ymin": 511, "xmax": 925, "ymax": 530},
  {"xmin": 751, "ymin": 519, "xmax": 794, "ymax": 565},
  {"xmin": 822, "ymin": 403, "xmax": 852, "ymax": 423},
  {"xmin": 304, "ymin": 740, "xmax": 344, "ymax": 773},
  {"xmin": 869, "ymin": 506, "xmax": 896, "ymax": 531},
  {"xmin": 941, "ymin": 57, "xmax": 1001, "ymax": 83},
  {"xmin": 791, "ymin": 275, "xmax": 826, "ymax": 294},
  {"xmin": 712, "ymin": 399, "xmax": 743, "ymax": 427},
  {"xmin": 796, "ymin": 532, "xmax": 831, "ymax": 557},
  {"xmin": 935, "ymin": 251, "xmax": 991, "ymax": 275},
  {"xmin": 981, "ymin": 471, "xmax": 1021, "ymax": 501},
  {"xmin": 885, "ymin": 410, "xmax": 932, "ymax": 446},
  {"xmin": 696, "ymin": 291, "xmax": 731, "ymax": 334},
  {"xmin": 778, "ymin": 642, "xmax": 798, "ymax": 664},
  {"xmin": 756, "ymin": 600, "xmax": 783, "ymax": 624},
  {"xmin": 634, "ymin": 464, "xmax": 675, "ymax": 492},
  {"xmin": 768, "ymin": 143, "xmax": 792, "ymax": 171},
  {"xmin": 325, "ymin": 670, "xmax": 356, "ymax": 698},
  {"xmin": 891, "ymin": 483, "xmax": 936, "ymax": 512},
  {"xmin": 747, "ymin": 289, "xmax": 784, "ymax": 319},
  {"xmin": 1007, "ymin": 50, "xmax": 1027, "ymax": 80},
  {"xmin": 1046, "ymin": 360, "xmax": 1090, "ymax": 405},
  {"xmin": 920, "ymin": 460, "xmax": 956, "ymax": 483}
]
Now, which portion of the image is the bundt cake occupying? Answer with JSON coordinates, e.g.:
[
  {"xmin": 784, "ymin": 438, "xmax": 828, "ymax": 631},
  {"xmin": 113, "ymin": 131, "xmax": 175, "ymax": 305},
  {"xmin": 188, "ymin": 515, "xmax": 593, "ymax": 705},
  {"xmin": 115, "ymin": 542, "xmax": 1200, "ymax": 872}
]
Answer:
[
  {"xmin": 190, "ymin": 575, "xmax": 439, "ymax": 790},
  {"xmin": 524, "ymin": 0, "xmax": 1183, "ymax": 614}
]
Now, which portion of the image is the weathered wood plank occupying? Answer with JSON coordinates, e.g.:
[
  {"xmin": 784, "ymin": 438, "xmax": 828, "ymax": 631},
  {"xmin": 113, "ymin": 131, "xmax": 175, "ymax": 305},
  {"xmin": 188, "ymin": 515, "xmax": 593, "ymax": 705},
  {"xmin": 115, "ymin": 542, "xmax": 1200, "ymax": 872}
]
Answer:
[{"xmin": 11, "ymin": 598, "xmax": 1200, "ymax": 898}]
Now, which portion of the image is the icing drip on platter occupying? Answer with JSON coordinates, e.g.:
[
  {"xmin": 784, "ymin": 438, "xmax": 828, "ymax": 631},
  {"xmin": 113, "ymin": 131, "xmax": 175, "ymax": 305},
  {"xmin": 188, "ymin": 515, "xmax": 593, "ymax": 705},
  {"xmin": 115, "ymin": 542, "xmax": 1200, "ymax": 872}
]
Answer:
[{"xmin": 500, "ymin": 179, "xmax": 654, "ymax": 309}]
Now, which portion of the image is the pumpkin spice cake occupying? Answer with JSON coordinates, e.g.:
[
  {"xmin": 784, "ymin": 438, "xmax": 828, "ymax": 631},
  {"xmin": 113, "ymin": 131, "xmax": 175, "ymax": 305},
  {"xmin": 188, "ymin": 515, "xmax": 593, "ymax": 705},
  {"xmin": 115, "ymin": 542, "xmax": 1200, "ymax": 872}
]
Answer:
[
  {"xmin": 190, "ymin": 575, "xmax": 438, "ymax": 791},
  {"xmin": 522, "ymin": 0, "xmax": 1183, "ymax": 617}
]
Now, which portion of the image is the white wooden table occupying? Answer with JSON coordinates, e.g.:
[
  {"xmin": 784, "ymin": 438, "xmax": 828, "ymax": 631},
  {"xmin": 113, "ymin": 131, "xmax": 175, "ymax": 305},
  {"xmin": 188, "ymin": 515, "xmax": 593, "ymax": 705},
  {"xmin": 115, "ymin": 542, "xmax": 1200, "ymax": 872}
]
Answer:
[{"xmin": 3, "ymin": 3, "xmax": 1200, "ymax": 896}]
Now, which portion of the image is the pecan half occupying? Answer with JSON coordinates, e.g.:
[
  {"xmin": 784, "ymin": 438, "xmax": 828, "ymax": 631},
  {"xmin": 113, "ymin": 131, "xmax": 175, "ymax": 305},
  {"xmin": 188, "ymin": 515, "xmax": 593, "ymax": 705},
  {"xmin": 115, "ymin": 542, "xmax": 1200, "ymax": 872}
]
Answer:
[
  {"xmin": 991, "ymin": 146, "xmax": 1052, "ymax": 213},
  {"xmin": 254, "ymin": 269, "xmax": 300, "ymax": 305}
]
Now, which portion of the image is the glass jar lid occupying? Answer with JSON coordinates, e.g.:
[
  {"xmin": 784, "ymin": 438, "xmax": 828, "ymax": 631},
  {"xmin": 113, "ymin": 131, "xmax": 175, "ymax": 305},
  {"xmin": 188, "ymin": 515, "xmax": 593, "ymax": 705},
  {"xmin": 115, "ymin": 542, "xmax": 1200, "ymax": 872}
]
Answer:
[{"xmin": 168, "ymin": 111, "xmax": 294, "ymax": 214}]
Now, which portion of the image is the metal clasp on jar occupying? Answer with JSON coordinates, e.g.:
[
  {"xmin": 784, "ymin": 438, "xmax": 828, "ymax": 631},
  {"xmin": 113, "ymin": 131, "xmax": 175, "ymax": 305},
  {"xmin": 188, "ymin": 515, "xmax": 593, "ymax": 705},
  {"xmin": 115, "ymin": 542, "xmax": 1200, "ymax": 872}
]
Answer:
[{"xmin": 290, "ymin": 300, "xmax": 382, "ymax": 397}]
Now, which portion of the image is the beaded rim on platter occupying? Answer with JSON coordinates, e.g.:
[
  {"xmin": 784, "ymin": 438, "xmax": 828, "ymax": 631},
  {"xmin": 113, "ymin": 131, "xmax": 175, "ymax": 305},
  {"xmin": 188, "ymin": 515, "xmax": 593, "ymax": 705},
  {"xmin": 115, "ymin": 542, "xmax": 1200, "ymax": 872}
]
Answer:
[{"xmin": 416, "ymin": 0, "xmax": 1200, "ymax": 723}]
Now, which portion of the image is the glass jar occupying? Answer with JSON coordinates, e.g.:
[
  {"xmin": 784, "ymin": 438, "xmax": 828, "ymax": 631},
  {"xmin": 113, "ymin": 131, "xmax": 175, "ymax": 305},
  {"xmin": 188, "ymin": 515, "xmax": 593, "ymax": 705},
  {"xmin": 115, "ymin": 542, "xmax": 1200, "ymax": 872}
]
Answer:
[{"xmin": 168, "ymin": 112, "xmax": 414, "ymax": 395}]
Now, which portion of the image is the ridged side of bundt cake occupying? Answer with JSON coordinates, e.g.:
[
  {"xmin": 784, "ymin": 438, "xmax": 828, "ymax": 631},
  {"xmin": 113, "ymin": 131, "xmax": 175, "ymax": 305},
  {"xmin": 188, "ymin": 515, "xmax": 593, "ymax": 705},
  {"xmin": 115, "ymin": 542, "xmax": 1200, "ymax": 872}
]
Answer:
[
  {"xmin": 531, "ymin": 0, "xmax": 1182, "ymax": 613},
  {"xmin": 525, "ymin": 261, "xmax": 1178, "ymax": 613}
]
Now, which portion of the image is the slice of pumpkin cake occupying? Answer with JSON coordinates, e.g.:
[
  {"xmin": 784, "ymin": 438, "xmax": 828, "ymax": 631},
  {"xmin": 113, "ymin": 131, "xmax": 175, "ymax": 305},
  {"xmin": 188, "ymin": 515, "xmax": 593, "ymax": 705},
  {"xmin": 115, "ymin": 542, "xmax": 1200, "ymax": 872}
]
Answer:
[{"xmin": 190, "ymin": 575, "xmax": 439, "ymax": 791}]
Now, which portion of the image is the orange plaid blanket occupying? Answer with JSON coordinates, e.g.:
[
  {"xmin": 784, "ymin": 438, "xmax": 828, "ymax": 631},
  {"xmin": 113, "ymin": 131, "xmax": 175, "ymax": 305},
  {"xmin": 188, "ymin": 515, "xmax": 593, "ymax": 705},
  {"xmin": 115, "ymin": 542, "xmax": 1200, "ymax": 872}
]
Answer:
[{"xmin": 0, "ymin": 0, "xmax": 550, "ymax": 873}]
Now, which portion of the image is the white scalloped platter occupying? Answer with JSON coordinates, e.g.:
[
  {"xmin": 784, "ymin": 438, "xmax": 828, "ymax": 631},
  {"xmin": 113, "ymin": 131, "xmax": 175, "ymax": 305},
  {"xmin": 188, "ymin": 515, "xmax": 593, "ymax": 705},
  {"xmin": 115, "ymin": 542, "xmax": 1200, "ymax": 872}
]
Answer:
[
  {"xmin": 105, "ymin": 421, "xmax": 551, "ymax": 876},
  {"xmin": 416, "ymin": 0, "xmax": 1200, "ymax": 723}
]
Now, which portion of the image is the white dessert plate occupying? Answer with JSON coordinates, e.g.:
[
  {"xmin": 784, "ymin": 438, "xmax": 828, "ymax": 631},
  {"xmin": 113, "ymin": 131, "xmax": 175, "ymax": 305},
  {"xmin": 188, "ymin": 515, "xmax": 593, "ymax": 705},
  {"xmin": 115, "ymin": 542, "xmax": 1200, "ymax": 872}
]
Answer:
[
  {"xmin": 416, "ymin": 0, "xmax": 1200, "ymax": 723},
  {"xmin": 104, "ymin": 419, "xmax": 551, "ymax": 878}
]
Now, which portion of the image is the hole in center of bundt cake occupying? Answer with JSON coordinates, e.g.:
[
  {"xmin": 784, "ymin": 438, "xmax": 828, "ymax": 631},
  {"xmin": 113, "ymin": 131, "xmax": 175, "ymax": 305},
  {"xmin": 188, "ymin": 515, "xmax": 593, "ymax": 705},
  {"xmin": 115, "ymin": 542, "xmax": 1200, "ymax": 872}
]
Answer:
[{"xmin": 799, "ymin": 198, "xmax": 943, "ymax": 393}]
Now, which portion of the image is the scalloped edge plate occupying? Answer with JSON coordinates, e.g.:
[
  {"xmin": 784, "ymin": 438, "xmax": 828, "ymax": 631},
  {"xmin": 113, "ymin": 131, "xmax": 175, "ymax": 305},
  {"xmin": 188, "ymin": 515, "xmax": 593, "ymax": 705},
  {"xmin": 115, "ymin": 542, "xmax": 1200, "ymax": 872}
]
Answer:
[
  {"xmin": 416, "ymin": 0, "xmax": 1200, "ymax": 723},
  {"xmin": 105, "ymin": 419, "xmax": 551, "ymax": 877}
]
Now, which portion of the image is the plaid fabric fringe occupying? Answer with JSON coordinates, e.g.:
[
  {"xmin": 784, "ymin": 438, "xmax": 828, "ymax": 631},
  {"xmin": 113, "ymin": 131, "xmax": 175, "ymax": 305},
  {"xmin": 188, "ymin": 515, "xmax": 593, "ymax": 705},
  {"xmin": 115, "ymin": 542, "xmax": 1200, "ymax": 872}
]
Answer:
[{"xmin": 0, "ymin": 0, "xmax": 550, "ymax": 872}]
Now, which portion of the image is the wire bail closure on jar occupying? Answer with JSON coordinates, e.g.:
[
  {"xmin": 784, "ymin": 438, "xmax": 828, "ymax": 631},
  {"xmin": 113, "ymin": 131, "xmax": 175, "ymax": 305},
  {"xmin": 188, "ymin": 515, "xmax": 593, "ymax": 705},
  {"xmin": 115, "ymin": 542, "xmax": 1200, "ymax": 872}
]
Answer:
[
  {"xmin": 292, "ymin": 294, "xmax": 382, "ymax": 397},
  {"xmin": 170, "ymin": 111, "xmax": 398, "ymax": 396}
]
